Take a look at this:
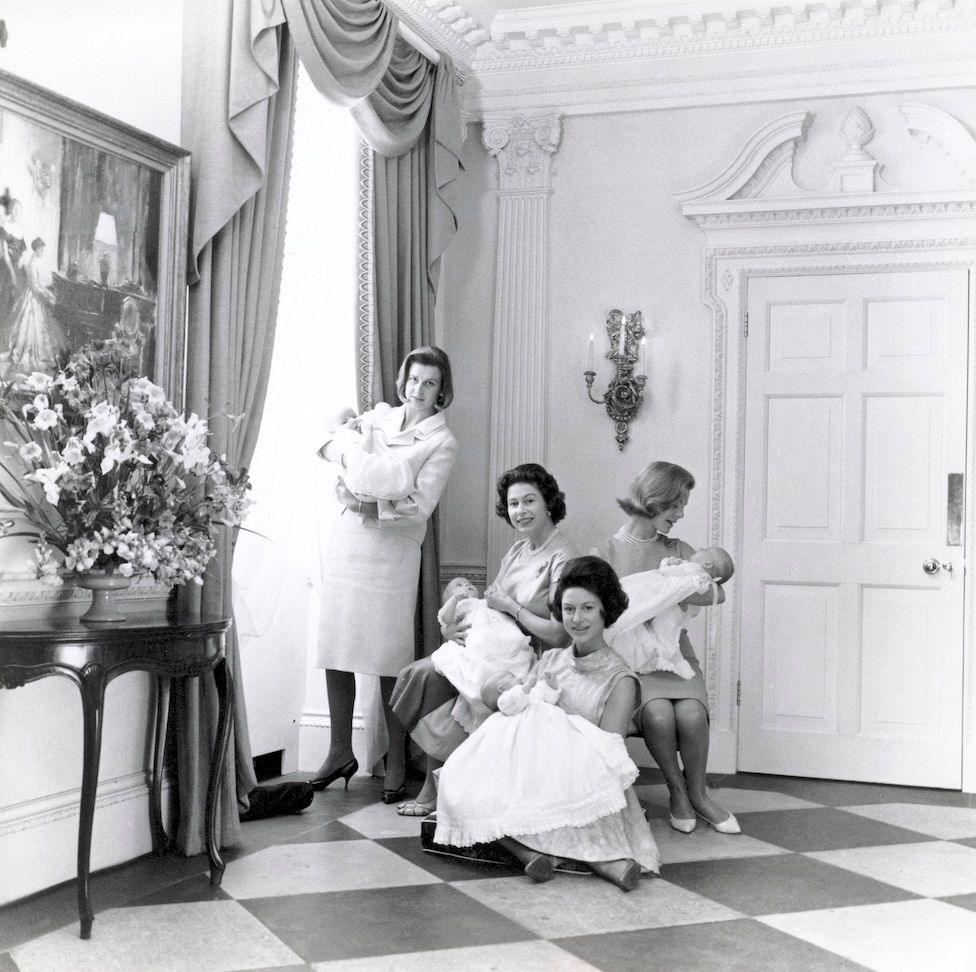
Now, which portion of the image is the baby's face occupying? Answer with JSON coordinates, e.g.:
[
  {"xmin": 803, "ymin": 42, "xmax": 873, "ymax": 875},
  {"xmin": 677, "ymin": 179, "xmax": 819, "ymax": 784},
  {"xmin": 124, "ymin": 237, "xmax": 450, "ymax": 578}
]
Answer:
[
  {"xmin": 691, "ymin": 547, "xmax": 733, "ymax": 582},
  {"xmin": 480, "ymin": 671, "xmax": 519, "ymax": 709},
  {"xmin": 445, "ymin": 577, "xmax": 479, "ymax": 601}
]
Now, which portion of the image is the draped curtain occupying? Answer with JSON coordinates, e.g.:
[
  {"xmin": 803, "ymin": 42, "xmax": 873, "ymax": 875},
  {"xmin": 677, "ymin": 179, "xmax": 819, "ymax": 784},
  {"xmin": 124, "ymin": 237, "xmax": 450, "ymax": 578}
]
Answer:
[{"xmin": 177, "ymin": 0, "xmax": 462, "ymax": 852}]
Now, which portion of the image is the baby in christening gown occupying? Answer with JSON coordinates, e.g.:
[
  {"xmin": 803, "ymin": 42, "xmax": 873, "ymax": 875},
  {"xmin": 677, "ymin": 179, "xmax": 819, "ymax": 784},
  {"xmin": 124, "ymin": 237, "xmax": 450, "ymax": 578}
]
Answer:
[
  {"xmin": 318, "ymin": 402, "xmax": 418, "ymax": 521},
  {"xmin": 430, "ymin": 577, "xmax": 535, "ymax": 733},
  {"xmin": 434, "ymin": 669, "xmax": 639, "ymax": 849},
  {"xmin": 606, "ymin": 546, "xmax": 734, "ymax": 679}
]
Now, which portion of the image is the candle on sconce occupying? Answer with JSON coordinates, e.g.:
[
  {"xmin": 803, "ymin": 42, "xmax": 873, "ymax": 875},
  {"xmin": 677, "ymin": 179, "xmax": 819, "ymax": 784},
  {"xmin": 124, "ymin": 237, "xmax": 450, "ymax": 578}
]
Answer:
[
  {"xmin": 587, "ymin": 333, "xmax": 595, "ymax": 371},
  {"xmin": 617, "ymin": 320, "xmax": 627, "ymax": 356},
  {"xmin": 639, "ymin": 337, "xmax": 647, "ymax": 373}
]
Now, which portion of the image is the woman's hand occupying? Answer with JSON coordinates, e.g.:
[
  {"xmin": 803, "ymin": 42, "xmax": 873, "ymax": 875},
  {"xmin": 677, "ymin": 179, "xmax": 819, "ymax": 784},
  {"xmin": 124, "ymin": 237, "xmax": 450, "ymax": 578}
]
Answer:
[
  {"xmin": 485, "ymin": 583, "xmax": 520, "ymax": 619},
  {"xmin": 441, "ymin": 614, "xmax": 470, "ymax": 645}
]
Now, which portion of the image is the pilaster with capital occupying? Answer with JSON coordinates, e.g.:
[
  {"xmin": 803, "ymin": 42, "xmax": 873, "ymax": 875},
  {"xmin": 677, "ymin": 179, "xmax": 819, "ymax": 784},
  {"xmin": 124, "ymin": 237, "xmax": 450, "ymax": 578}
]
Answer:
[{"xmin": 482, "ymin": 113, "xmax": 562, "ymax": 578}]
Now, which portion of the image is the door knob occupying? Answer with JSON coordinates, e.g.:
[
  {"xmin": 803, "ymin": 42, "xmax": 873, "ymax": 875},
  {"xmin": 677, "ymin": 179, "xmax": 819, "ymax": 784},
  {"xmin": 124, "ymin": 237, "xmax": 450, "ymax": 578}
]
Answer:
[{"xmin": 922, "ymin": 558, "xmax": 952, "ymax": 575}]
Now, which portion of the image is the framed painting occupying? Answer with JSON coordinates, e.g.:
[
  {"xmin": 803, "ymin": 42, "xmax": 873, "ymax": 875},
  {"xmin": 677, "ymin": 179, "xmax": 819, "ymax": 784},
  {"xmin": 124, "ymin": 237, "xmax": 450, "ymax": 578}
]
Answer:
[{"xmin": 0, "ymin": 68, "xmax": 189, "ymax": 403}]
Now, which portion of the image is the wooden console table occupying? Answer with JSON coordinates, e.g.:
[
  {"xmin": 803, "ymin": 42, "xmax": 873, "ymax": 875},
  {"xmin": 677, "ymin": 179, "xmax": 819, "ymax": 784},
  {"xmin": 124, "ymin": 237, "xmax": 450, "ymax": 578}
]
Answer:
[{"xmin": 0, "ymin": 611, "xmax": 233, "ymax": 939}]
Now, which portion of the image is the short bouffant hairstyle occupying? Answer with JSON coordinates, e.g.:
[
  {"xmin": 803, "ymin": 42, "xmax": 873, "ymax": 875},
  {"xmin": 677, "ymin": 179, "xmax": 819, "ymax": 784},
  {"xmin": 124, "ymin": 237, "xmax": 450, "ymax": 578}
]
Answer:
[
  {"xmin": 617, "ymin": 460, "xmax": 695, "ymax": 519},
  {"xmin": 395, "ymin": 346, "xmax": 454, "ymax": 410},
  {"xmin": 494, "ymin": 462, "xmax": 567, "ymax": 524},
  {"xmin": 551, "ymin": 556, "xmax": 629, "ymax": 627}
]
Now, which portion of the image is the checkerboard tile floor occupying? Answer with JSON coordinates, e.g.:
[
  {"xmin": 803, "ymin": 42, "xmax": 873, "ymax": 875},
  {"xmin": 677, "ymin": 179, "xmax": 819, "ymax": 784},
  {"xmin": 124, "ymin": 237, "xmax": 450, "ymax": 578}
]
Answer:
[{"xmin": 3, "ymin": 771, "xmax": 976, "ymax": 971}]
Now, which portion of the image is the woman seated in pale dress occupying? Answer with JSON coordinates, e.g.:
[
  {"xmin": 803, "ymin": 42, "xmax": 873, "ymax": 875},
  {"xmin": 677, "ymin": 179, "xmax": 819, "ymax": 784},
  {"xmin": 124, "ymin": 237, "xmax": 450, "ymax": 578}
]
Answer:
[
  {"xmin": 592, "ymin": 461, "xmax": 739, "ymax": 835},
  {"xmin": 391, "ymin": 462, "xmax": 576, "ymax": 816},
  {"xmin": 435, "ymin": 556, "xmax": 660, "ymax": 891}
]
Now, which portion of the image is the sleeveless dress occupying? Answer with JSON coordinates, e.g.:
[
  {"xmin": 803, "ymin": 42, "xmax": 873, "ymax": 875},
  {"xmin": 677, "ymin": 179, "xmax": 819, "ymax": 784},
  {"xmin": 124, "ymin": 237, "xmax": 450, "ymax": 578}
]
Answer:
[
  {"xmin": 434, "ymin": 673, "xmax": 638, "ymax": 847},
  {"xmin": 592, "ymin": 532, "xmax": 709, "ymax": 713},
  {"xmin": 503, "ymin": 645, "xmax": 660, "ymax": 873}
]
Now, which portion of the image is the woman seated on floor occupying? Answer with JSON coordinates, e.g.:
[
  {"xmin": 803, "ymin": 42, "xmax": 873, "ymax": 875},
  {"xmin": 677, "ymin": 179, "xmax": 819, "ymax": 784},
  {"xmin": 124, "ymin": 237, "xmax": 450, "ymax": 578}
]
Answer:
[{"xmin": 434, "ymin": 556, "xmax": 660, "ymax": 892}]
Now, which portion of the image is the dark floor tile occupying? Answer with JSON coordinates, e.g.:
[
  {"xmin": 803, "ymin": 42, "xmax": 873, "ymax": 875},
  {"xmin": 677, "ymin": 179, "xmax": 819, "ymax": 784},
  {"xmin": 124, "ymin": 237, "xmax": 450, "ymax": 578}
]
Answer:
[
  {"xmin": 557, "ymin": 918, "xmax": 870, "ymax": 972},
  {"xmin": 941, "ymin": 892, "xmax": 976, "ymax": 913},
  {"xmin": 736, "ymin": 807, "xmax": 935, "ymax": 852},
  {"xmin": 129, "ymin": 872, "xmax": 232, "ymax": 907},
  {"xmin": 954, "ymin": 837, "xmax": 976, "ymax": 850},
  {"xmin": 375, "ymin": 836, "xmax": 525, "ymax": 882},
  {"xmin": 662, "ymin": 853, "xmax": 915, "ymax": 916},
  {"xmin": 0, "ymin": 952, "xmax": 20, "ymax": 972},
  {"xmin": 717, "ymin": 773, "xmax": 975, "ymax": 809},
  {"xmin": 0, "ymin": 852, "xmax": 207, "ymax": 952},
  {"xmin": 279, "ymin": 820, "xmax": 364, "ymax": 844},
  {"xmin": 241, "ymin": 883, "xmax": 535, "ymax": 962}
]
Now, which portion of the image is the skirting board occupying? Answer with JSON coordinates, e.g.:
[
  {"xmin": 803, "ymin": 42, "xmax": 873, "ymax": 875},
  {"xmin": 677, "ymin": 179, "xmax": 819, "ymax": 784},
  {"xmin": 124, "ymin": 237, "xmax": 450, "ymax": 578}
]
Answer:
[{"xmin": 0, "ymin": 772, "xmax": 172, "ymax": 907}]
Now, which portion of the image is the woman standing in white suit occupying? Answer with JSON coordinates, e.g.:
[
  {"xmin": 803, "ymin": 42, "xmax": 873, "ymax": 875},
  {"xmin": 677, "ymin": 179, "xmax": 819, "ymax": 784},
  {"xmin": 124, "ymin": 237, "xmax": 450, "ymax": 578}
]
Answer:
[{"xmin": 313, "ymin": 346, "xmax": 457, "ymax": 803}]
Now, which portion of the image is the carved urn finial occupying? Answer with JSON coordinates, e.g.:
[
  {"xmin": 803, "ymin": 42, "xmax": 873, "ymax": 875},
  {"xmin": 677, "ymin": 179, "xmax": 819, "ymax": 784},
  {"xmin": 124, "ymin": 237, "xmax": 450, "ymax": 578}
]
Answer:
[{"xmin": 839, "ymin": 107, "xmax": 875, "ymax": 160}]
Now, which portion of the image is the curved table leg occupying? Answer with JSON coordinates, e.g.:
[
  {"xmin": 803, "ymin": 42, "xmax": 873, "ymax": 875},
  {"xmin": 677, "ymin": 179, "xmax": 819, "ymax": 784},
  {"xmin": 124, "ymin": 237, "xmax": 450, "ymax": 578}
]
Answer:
[
  {"xmin": 206, "ymin": 658, "xmax": 234, "ymax": 887},
  {"xmin": 148, "ymin": 675, "xmax": 171, "ymax": 855},
  {"xmin": 77, "ymin": 663, "xmax": 106, "ymax": 940}
]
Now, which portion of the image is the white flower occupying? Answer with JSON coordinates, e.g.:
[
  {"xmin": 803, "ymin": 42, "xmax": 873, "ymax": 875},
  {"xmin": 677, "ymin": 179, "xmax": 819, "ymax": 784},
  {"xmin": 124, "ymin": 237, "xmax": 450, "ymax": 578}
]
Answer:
[
  {"xmin": 32, "ymin": 394, "xmax": 49, "ymax": 411},
  {"xmin": 18, "ymin": 442, "xmax": 43, "ymax": 463},
  {"xmin": 61, "ymin": 437, "xmax": 86, "ymax": 466},
  {"xmin": 83, "ymin": 401, "xmax": 118, "ymax": 443},
  {"xmin": 55, "ymin": 373, "xmax": 79, "ymax": 393},
  {"xmin": 24, "ymin": 372, "xmax": 53, "ymax": 391},
  {"xmin": 25, "ymin": 464, "xmax": 68, "ymax": 505},
  {"xmin": 32, "ymin": 408, "xmax": 59, "ymax": 431},
  {"xmin": 117, "ymin": 561, "xmax": 135, "ymax": 577}
]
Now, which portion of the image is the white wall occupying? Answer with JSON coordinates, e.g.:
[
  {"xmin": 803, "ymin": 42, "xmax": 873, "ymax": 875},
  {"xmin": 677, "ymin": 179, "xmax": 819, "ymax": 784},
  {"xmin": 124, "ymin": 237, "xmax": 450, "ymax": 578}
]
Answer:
[
  {"xmin": 0, "ymin": 1, "xmax": 184, "ymax": 906},
  {"xmin": 440, "ymin": 87, "xmax": 976, "ymax": 564}
]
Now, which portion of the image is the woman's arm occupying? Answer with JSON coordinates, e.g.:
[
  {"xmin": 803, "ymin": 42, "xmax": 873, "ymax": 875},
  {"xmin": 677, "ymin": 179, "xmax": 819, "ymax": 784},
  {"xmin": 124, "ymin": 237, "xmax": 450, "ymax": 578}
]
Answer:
[
  {"xmin": 484, "ymin": 584, "xmax": 568, "ymax": 648},
  {"xmin": 598, "ymin": 677, "xmax": 639, "ymax": 737}
]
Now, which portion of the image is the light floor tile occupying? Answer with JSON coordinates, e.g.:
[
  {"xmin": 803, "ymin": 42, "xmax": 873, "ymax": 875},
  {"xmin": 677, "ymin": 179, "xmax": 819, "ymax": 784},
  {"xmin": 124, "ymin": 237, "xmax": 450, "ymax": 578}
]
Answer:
[
  {"xmin": 636, "ymin": 784, "xmax": 821, "ymax": 813},
  {"xmin": 649, "ymin": 818, "xmax": 789, "ymax": 865},
  {"xmin": 455, "ymin": 874, "xmax": 742, "ymax": 939},
  {"xmin": 808, "ymin": 841, "xmax": 976, "ymax": 898},
  {"xmin": 841, "ymin": 803, "xmax": 976, "ymax": 840},
  {"xmin": 221, "ymin": 840, "xmax": 441, "ymax": 899},
  {"xmin": 338, "ymin": 801, "xmax": 429, "ymax": 838},
  {"xmin": 311, "ymin": 940, "xmax": 601, "ymax": 971},
  {"xmin": 9, "ymin": 901, "xmax": 302, "ymax": 972},
  {"xmin": 761, "ymin": 898, "xmax": 976, "ymax": 972}
]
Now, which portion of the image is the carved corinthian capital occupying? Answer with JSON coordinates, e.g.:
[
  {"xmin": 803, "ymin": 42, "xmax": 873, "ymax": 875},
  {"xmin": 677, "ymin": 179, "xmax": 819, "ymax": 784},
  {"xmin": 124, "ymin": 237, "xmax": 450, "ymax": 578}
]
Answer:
[{"xmin": 482, "ymin": 114, "xmax": 562, "ymax": 191}]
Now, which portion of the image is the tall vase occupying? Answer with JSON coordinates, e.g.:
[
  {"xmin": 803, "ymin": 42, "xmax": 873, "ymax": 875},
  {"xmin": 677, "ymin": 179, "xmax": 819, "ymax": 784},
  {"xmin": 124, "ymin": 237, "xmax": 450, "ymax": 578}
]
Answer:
[{"xmin": 75, "ymin": 569, "xmax": 132, "ymax": 623}]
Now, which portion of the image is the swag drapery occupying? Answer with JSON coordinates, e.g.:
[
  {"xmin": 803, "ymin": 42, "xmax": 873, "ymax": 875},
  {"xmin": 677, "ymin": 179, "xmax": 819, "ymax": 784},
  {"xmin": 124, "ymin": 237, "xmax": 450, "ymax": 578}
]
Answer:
[{"xmin": 176, "ymin": 0, "xmax": 462, "ymax": 852}]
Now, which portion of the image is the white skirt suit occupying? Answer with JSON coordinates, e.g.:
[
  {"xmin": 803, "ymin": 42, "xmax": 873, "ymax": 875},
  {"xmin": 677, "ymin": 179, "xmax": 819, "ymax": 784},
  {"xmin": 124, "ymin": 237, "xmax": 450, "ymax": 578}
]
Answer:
[{"xmin": 317, "ymin": 405, "xmax": 457, "ymax": 677}]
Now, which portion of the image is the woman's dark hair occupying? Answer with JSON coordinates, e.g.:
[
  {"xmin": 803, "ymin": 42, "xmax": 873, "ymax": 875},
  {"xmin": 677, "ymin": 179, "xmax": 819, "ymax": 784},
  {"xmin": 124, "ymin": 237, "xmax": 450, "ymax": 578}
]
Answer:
[
  {"xmin": 494, "ymin": 462, "xmax": 567, "ymax": 524},
  {"xmin": 551, "ymin": 556, "xmax": 629, "ymax": 627},
  {"xmin": 395, "ymin": 346, "xmax": 454, "ymax": 410},
  {"xmin": 30, "ymin": 237, "xmax": 45, "ymax": 252},
  {"xmin": 617, "ymin": 460, "xmax": 695, "ymax": 519}
]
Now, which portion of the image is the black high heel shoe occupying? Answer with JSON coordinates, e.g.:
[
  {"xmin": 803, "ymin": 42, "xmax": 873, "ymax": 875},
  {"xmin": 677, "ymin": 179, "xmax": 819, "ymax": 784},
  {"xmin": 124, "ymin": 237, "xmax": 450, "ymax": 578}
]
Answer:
[
  {"xmin": 310, "ymin": 758, "xmax": 358, "ymax": 792},
  {"xmin": 381, "ymin": 784, "xmax": 406, "ymax": 804}
]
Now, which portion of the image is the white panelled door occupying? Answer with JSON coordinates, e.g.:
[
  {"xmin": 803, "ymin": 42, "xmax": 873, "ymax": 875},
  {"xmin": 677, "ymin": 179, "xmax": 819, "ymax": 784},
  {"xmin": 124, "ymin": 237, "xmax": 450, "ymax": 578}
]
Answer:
[{"xmin": 738, "ymin": 269, "xmax": 968, "ymax": 788}]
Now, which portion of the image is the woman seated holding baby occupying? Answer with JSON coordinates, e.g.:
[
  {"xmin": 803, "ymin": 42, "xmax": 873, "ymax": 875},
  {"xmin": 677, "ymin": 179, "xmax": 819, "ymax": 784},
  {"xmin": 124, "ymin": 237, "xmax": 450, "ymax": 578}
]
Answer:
[{"xmin": 391, "ymin": 462, "xmax": 576, "ymax": 816}]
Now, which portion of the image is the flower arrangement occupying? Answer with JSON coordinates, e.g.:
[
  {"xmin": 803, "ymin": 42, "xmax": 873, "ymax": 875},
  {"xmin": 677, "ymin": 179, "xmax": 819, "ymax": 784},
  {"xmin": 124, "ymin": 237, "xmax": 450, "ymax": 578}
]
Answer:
[{"xmin": 0, "ymin": 343, "xmax": 250, "ymax": 586}]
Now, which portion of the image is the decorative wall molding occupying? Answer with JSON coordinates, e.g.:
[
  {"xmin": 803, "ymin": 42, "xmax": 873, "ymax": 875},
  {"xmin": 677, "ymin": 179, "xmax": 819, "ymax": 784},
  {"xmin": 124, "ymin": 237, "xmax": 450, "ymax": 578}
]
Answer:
[
  {"xmin": 0, "ymin": 770, "xmax": 166, "ymax": 838},
  {"xmin": 477, "ymin": 0, "xmax": 975, "ymax": 67},
  {"xmin": 385, "ymin": 0, "xmax": 488, "ymax": 67},
  {"xmin": 483, "ymin": 113, "xmax": 562, "ymax": 577},
  {"xmin": 678, "ymin": 106, "xmax": 976, "ymax": 234},
  {"xmin": 900, "ymin": 102, "xmax": 976, "ymax": 188}
]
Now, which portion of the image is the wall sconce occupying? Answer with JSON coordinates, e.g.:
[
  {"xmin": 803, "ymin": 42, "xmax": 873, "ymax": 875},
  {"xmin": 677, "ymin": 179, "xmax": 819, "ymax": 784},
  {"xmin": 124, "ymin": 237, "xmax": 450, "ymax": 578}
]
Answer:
[{"xmin": 584, "ymin": 309, "xmax": 646, "ymax": 450}]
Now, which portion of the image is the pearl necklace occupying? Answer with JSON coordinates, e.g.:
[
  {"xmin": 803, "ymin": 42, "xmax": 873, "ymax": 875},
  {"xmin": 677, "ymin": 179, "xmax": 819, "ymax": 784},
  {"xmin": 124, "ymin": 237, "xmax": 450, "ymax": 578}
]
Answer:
[{"xmin": 618, "ymin": 528, "xmax": 659, "ymax": 544}]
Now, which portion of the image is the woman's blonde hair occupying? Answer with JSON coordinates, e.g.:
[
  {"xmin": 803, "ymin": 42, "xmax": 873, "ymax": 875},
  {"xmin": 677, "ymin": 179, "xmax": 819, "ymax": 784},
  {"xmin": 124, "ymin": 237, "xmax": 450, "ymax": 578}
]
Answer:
[{"xmin": 617, "ymin": 461, "xmax": 695, "ymax": 519}]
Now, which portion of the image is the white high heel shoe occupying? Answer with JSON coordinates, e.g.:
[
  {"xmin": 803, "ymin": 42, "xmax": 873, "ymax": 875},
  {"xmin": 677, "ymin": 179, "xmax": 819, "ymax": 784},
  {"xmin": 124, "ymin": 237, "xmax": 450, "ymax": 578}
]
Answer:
[
  {"xmin": 696, "ymin": 809, "xmax": 741, "ymax": 834},
  {"xmin": 668, "ymin": 813, "xmax": 697, "ymax": 834}
]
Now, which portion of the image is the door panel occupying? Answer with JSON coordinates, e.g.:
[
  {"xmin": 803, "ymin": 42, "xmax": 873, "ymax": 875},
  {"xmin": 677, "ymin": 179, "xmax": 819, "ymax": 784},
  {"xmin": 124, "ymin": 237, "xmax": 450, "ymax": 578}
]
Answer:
[{"xmin": 738, "ymin": 269, "xmax": 968, "ymax": 787}]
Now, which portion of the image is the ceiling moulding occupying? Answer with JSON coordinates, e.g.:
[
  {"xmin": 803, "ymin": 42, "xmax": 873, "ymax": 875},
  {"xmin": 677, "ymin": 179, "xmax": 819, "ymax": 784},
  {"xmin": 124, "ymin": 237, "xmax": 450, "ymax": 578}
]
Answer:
[
  {"xmin": 676, "ymin": 105, "xmax": 976, "ymax": 233},
  {"xmin": 385, "ymin": 0, "xmax": 490, "ymax": 67},
  {"xmin": 473, "ymin": 0, "xmax": 975, "ymax": 70}
]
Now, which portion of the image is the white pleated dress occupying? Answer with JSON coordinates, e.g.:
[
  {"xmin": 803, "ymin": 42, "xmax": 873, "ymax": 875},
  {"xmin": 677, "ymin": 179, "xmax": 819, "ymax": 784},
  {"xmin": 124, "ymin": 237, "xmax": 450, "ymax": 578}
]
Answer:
[{"xmin": 316, "ymin": 405, "xmax": 456, "ymax": 677}]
